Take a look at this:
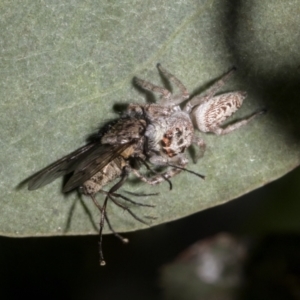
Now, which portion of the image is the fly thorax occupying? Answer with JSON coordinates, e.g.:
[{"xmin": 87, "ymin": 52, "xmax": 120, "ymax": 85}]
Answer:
[{"xmin": 145, "ymin": 112, "xmax": 194, "ymax": 158}]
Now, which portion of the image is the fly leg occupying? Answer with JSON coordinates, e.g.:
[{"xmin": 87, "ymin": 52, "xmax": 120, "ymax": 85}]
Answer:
[
  {"xmin": 90, "ymin": 194, "xmax": 109, "ymax": 266},
  {"xmin": 91, "ymin": 167, "xmax": 153, "ymax": 266},
  {"xmin": 90, "ymin": 168, "xmax": 130, "ymax": 266}
]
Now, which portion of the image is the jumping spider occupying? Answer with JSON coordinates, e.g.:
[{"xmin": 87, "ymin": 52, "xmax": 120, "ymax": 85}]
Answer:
[
  {"xmin": 28, "ymin": 64, "xmax": 264, "ymax": 265},
  {"xmin": 131, "ymin": 64, "xmax": 265, "ymax": 184}
]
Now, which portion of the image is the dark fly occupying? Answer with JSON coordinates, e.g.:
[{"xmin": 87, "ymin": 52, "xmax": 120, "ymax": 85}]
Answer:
[{"xmin": 28, "ymin": 117, "xmax": 154, "ymax": 266}]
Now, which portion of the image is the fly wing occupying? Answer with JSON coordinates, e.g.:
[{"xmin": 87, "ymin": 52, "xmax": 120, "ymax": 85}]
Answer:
[
  {"xmin": 28, "ymin": 143, "xmax": 98, "ymax": 190},
  {"xmin": 62, "ymin": 143, "xmax": 133, "ymax": 192},
  {"xmin": 28, "ymin": 117, "xmax": 144, "ymax": 192}
]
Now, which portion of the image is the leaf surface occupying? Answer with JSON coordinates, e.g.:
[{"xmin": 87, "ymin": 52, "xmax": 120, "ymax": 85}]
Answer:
[{"xmin": 1, "ymin": 0, "xmax": 300, "ymax": 236}]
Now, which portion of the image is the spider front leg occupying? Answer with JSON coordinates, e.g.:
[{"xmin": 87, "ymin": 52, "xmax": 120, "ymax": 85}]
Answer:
[
  {"xmin": 134, "ymin": 76, "xmax": 171, "ymax": 100},
  {"xmin": 134, "ymin": 64, "xmax": 190, "ymax": 106},
  {"xmin": 135, "ymin": 153, "xmax": 205, "ymax": 186},
  {"xmin": 132, "ymin": 167, "xmax": 182, "ymax": 187},
  {"xmin": 156, "ymin": 63, "xmax": 190, "ymax": 105},
  {"xmin": 132, "ymin": 154, "xmax": 189, "ymax": 186}
]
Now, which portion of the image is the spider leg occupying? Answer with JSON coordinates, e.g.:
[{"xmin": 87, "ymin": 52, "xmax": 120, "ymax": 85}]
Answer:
[
  {"xmin": 184, "ymin": 67, "xmax": 236, "ymax": 112},
  {"xmin": 157, "ymin": 63, "xmax": 190, "ymax": 105},
  {"xmin": 134, "ymin": 77, "xmax": 171, "ymax": 100},
  {"xmin": 210, "ymin": 108, "xmax": 266, "ymax": 135}
]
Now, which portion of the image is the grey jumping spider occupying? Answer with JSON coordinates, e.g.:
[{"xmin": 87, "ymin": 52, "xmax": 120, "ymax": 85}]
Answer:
[
  {"xmin": 28, "ymin": 64, "xmax": 264, "ymax": 265},
  {"xmin": 130, "ymin": 64, "xmax": 265, "ymax": 182}
]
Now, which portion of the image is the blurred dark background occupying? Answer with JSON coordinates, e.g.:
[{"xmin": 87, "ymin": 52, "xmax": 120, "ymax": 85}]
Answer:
[{"xmin": 1, "ymin": 166, "xmax": 300, "ymax": 300}]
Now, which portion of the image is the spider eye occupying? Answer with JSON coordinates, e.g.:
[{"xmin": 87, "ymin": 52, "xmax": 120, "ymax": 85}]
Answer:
[{"xmin": 175, "ymin": 128, "xmax": 182, "ymax": 138}]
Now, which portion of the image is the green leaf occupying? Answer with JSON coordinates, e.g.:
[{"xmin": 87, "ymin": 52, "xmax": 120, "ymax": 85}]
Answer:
[{"xmin": 2, "ymin": 0, "xmax": 300, "ymax": 237}]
